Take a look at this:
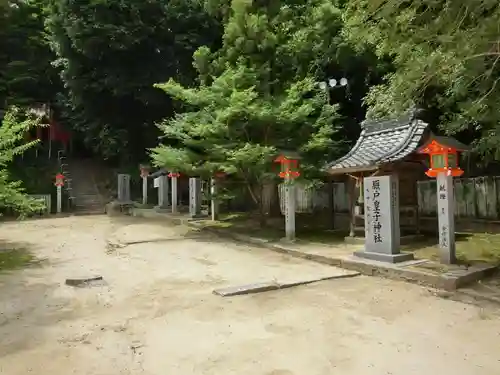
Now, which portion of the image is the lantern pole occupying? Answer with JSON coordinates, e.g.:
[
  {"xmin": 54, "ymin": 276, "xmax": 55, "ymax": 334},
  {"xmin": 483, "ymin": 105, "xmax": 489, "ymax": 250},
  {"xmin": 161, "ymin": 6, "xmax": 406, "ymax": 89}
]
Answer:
[
  {"xmin": 140, "ymin": 165, "xmax": 150, "ymax": 206},
  {"xmin": 168, "ymin": 172, "xmax": 179, "ymax": 214},
  {"xmin": 437, "ymin": 172, "xmax": 456, "ymax": 264},
  {"xmin": 284, "ymin": 171, "xmax": 296, "ymax": 241}
]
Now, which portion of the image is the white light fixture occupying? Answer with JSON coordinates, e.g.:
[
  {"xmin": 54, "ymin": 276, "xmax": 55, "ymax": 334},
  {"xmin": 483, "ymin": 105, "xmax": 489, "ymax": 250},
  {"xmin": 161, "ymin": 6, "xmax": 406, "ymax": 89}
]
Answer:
[
  {"xmin": 318, "ymin": 81, "xmax": 327, "ymax": 90},
  {"xmin": 328, "ymin": 78, "xmax": 337, "ymax": 87},
  {"xmin": 340, "ymin": 77, "xmax": 348, "ymax": 86}
]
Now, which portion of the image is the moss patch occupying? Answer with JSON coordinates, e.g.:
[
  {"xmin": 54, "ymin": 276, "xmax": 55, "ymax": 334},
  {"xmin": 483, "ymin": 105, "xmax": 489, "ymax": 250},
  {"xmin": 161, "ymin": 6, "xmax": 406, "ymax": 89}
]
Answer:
[
  {"xmin": 0, "ymin": 248, "xmax": 35, "ymax": 272},
  {"xmin": 402, "ymin": 232, "xmax": 500, "ymax": 264}
]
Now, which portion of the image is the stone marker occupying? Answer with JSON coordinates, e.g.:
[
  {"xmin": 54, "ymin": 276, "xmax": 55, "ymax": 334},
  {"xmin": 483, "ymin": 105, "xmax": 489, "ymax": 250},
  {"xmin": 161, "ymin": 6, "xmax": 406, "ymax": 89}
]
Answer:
[
  {"xmin": 156, "ymin": 175, "xmax": 169, "ymax": 209},
  {"xmin": 171, "ymin": 173, "xmax": 178, "ymax": 214},
  {"xmin": 189, "ymin": 177, "xmax": 202, "ymax": 217},
  {"xmin": 210, "ymin": 178, "xmax": 219, "ymax": 221},
  {"xmin": 354, "ymin": 175, "xmax": 413, "ymax": 263},
  {"xmin": 117, "ymin": 174, "xmax": 131, "ymax": 202},
  {"xmin": 437, "ymin": 172, "xmax": 456, "ymax": 264}
]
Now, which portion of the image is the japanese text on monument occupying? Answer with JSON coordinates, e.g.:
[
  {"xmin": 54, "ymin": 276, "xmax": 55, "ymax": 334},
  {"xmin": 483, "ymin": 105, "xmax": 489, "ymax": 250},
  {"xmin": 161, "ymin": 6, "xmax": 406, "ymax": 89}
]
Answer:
[{"xmin": 372, "ymin": 179, "xmax": 383, "ymax": 243}]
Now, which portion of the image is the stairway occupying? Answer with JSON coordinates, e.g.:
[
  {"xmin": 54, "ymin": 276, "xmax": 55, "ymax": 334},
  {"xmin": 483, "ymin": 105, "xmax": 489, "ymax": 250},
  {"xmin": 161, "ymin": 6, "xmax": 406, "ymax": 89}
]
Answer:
[{"xmin": 67, "ymin": 159, "xmax": 107, "ymax": 215}]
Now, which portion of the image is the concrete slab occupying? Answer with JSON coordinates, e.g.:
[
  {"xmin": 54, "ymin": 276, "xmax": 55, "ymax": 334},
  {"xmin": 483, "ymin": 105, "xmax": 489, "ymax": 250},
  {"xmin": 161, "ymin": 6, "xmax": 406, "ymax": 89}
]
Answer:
[
  {"xmin": 213, "ymin": 271, "xmax": 360, "ymax": 297},
  {"xmin": 213, "ymin": 282, "xmax": 279, "ymax": 296}
]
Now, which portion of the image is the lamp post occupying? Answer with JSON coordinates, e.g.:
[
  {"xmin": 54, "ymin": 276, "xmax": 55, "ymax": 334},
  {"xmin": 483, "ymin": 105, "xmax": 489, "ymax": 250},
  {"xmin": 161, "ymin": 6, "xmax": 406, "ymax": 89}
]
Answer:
[
  {"xmin": 417, "ymin": 137, "xmax": 469, "ymax": 264},
  {"xmin": 318, "ymin": 77, "xmax": 348, "ymax": 230},
  {"xmin": 317, "ymin": 77, "xmax": 348, "ymax": 102}
]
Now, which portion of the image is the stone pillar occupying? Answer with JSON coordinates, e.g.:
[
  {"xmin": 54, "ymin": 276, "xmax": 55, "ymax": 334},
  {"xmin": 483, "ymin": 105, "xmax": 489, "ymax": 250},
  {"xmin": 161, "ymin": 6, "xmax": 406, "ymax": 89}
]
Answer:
[
  {"xmin": 171, "ymin": 174, "xmax": 178, "ymax": 214},
  {"xmin": 189, "ymin": 177, "xmax": 202, "ymax": 217},
  {"xmin": 56, "ymin": 185, "xmax": 62, "ymax": 213},
  {"xmin": 437, "ymin": 172, "xmax": 456, "ymax": 264},
  {"xmin": 210, "ymin": 178, "xmax": 219, "ymax": 221},
  {"xmin": 354, "ymin": 175, "xmax": 413, "ymax": 263},
  {"xmin": 117, "ymin": 174, "xmax": 131, "ymax": 202},
  {"xmin": 156, "ymin": 175, "xmax": 169, "ymax": 209},
  {"xmin": 142, "ymin": 177, "xmax": 148, "ymax": 205},
  {"xmin": 284, "ymin": 179, "xmax": 296, "ymax": 241}
]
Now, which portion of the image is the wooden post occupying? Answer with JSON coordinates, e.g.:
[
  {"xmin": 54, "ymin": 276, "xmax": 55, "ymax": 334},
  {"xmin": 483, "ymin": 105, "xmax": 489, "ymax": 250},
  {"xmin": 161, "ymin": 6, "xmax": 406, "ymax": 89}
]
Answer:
[
  {"xmin": 348, "ymin": 177, "xmax": 358, "ymax": 237},
  {"xmin": 328, "ymin": 180, "xmax": 335, "ymax": 229}
]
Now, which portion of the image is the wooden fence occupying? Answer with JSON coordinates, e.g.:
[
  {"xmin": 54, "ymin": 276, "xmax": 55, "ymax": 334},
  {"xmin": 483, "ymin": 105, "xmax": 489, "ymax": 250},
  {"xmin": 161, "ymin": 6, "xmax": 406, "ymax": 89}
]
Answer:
[
  {"xmin": 278, "ymin": 176, "xmax": 500, "ymax": 220},
  {"xmin": 417, "ymin": 176, "xmax": 500, "ymax": 219}
]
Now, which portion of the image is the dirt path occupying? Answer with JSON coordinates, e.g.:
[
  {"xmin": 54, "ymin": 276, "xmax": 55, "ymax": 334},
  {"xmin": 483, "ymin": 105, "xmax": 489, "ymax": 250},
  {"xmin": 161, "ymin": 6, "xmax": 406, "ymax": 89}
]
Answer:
[{"xmin": 0, "ymin": 216, "xmax": 499, "ymax": 375}]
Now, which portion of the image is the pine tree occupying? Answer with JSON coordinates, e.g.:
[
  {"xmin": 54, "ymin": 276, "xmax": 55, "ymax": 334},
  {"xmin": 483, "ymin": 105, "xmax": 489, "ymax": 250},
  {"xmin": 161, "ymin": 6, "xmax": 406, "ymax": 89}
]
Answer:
[{"xmin": 151, "ymin": 0, "xmax": 347, "ymax": 213}]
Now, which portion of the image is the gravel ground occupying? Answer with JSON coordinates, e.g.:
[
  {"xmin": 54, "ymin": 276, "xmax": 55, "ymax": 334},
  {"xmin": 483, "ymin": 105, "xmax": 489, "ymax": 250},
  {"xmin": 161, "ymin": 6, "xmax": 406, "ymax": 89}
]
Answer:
[{"xmin": 0, "ymin": 215, "xmax": 499, "ymax": 375}]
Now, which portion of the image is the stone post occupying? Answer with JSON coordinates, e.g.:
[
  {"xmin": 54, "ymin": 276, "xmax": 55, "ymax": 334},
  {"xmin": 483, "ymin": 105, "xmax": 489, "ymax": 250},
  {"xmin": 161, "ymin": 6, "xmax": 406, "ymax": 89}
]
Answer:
[
  {"xmin": 117, "ymin": 174, "xmax": 131, "ymax": 202},
  {"xmin": 354, "ymin": 175, "xmax": 413, "ymax": 263},
  {"xmin": 156, "ymin": 175, "xmax": 169, "ymax": 209},
  {"xmin": 210, "ymin": 178, "xmax": 219, "ymax": 221},
  {"xmin": 189, "ymin": 177, "xmax": 202, "ymax": 217},
  {"xmin": 56, "ymin": 185, "xmax": 62, "ymax": 213},
  {"xmin": 142, "ymin": 177, "xmax": 148, "ymax": 205},
  {"xmin": 437, "ymin": 172, "xmax": 456, "ymax": 264},
  {"xmin": 171, "ymin": 174, "xmax": 178, "ymax": 214},
  {"xmin": 284, "ymin": 178, "xmax": 296, "ymax": 241}
]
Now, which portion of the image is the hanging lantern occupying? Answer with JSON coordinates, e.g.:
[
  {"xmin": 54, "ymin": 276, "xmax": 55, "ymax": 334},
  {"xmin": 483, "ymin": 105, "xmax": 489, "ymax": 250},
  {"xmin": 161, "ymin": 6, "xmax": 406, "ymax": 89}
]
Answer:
[
  {"xmin": 417, "ymin": 136, "xmax": 469, "ymax": 178},
  {"xmin": 168, "ymin": 172, "xmax": 181, "ymax": 178},
  {"xmin": 214, "ymin": 171, "xmax": 226, "ymax": 178}
]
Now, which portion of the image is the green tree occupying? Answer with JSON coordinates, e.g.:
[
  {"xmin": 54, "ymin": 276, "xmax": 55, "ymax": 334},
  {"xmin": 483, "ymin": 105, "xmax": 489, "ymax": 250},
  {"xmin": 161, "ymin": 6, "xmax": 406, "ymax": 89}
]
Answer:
[
  {"xmin": 151, "ymin": 0, "xmax": 353, "ymax": 214},
  {"xmin": 0, "ymin": 0, "xmax": 60, "ymax": 109},
  {"xmin": 0, "ymin": 107, "xmax": 45, "ymax": 216},
  {"xmin": 344, "ymin": 0, "xmax": 500, "ymax": 159},
  {"xmin": 46, "ymin": 0, "xmax": 222, "ymax": 161}
]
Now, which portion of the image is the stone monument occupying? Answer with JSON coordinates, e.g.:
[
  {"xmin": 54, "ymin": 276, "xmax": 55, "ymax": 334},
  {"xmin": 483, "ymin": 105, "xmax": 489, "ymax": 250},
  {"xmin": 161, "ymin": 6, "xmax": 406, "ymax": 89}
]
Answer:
[
  {"xmin": 117, "ymin": 174, "xmax": 131, "ymax": 203},
  {"xmin": 155, "ymin": 175, "xmax": 170, "ymax": 210},
  {"xmin": 354, "ymin": 175, "xmax": 413, "ymax": 263}
]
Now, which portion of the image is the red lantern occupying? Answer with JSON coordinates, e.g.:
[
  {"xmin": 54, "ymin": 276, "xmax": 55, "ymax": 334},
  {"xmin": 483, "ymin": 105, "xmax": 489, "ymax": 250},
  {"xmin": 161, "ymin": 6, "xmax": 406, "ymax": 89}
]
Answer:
[
  {"xmin": 168, "ymin": 172, "xmax": 180, "ymax": 178},
  {"xmin": 214, "ymin": 171, "xmax": 226, "ymax": 178},
  {"xmin": 417, "ymin": 138, "xmax": 468, "ymax": 178},
  {"xmin": 54, "ymin": 173, "xmax": 65, "ymax": 187},
  {"xmin": 274, "ymin": 154, "xmax": 300, "ymax": 179}
]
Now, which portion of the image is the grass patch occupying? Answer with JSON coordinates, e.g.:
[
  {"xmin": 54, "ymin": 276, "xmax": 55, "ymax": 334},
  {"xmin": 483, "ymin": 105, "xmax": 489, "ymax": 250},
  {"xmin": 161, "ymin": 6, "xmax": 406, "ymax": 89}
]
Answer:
[
  {"xmin": 402, "ymin": 232, "xmax": 500, "ymax": 264},
  {"xmin": 202, "ymin": 211, "xmax": 345, "ymax": 242},
  {"xmin": 0, "ymin": 248, "xmax": 35, "ymax": 272}
]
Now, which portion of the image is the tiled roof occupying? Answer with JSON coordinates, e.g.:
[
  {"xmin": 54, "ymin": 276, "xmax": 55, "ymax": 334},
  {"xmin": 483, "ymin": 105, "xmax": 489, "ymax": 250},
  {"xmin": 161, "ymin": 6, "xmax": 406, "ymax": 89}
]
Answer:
[{"xmin": 326, "ymin": 110, "xmax": 429, "ymax": 174}]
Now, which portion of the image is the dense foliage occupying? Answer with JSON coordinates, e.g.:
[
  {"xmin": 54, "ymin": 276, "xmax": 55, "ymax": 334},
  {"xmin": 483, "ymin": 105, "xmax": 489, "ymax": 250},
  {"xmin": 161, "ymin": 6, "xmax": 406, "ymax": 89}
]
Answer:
[
  {"xmin": 0, "ymin": 107, "xmax": 45, "ymax": 216},
  {"xmin": 344, "ymin": 0, "xmax": 500, "ymax": 159},
  {"xmin": 2, "ymin": 0, "xmax": 500, "ymax": 186},
  {"xmin": 45, "ymin": 0, "xmax": 222, "ymax": 160},
  {"xmin": 151, "ymin": 0, "xmax": 373, "ymax": 209}
]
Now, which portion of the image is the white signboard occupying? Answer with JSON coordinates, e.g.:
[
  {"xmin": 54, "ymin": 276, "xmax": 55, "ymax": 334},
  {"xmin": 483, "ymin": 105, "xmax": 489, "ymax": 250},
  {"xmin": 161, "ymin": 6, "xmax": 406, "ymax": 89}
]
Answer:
[{"xmin": 153, "ymin": 177, "xmax": 160, "ymax": 188}]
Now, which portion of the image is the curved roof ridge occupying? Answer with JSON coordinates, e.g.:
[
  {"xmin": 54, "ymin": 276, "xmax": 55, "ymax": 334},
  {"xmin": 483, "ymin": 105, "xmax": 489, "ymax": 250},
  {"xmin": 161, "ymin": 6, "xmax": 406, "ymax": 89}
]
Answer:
[{"xmin": 325, "ymin": 110, "xmax": 429, "ymax": 174}]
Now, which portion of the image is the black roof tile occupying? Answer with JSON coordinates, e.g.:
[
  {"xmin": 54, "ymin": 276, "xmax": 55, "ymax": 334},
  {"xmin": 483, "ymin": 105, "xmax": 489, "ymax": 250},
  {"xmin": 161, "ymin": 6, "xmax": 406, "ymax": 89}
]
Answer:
[{"xmin": 326, "ymin": 109, "xmax": 429, "ymax": 174}]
